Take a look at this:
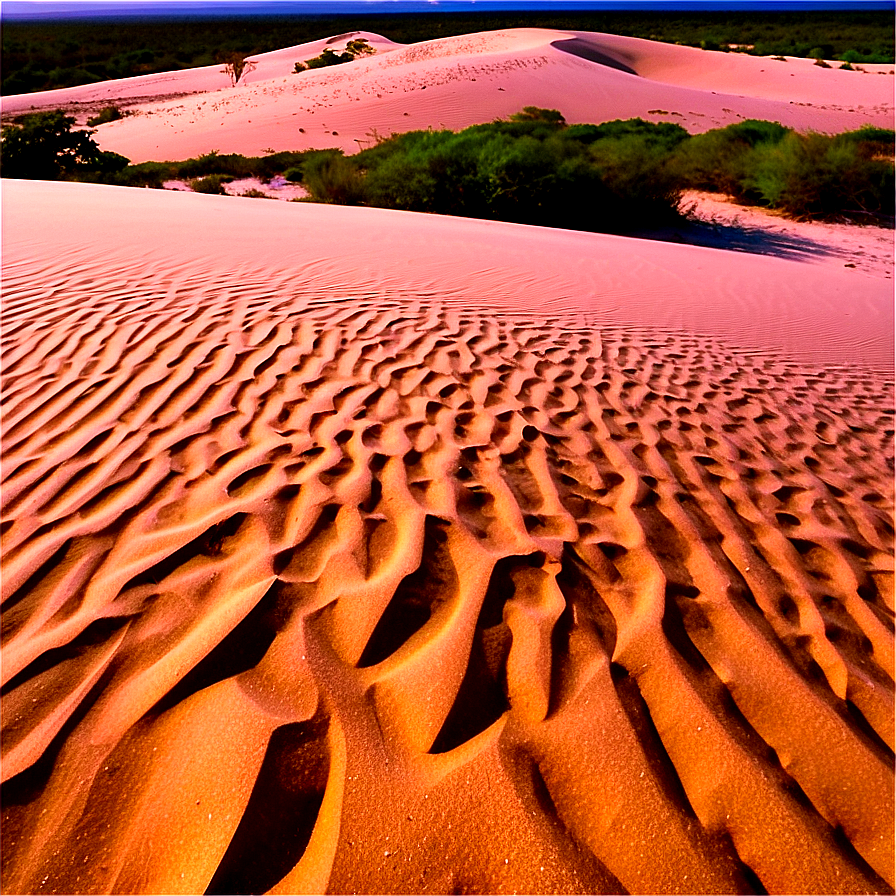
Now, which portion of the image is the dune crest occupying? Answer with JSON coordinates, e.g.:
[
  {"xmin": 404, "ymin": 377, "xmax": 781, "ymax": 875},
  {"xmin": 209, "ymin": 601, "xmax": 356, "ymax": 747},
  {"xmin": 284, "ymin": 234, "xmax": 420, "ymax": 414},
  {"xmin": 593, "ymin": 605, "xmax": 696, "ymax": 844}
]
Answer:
[
  {"xmin": 1, "ymin": 181, "xmax": 893, "ymax": 894},
  {"xmin": 3, "ymin": 28, "xmax": 891, "ymax": 162}
]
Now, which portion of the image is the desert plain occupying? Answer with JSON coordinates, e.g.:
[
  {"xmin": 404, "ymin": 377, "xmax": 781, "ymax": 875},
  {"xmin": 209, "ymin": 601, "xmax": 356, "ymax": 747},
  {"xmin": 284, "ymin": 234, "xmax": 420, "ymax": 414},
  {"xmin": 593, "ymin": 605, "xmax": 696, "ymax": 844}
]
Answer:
[{"xmin": 1, "ymin": 21, "xmax": 894, "ymax": 896}]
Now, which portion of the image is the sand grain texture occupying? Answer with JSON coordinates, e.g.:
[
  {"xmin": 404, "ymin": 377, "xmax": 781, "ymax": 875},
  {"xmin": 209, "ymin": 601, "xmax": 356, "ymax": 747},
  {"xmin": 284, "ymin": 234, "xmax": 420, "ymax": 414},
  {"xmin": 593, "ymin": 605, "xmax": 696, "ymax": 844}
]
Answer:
[{"xmin": 1, "ymin": 179, "xmax": 893, "ymax": 895}]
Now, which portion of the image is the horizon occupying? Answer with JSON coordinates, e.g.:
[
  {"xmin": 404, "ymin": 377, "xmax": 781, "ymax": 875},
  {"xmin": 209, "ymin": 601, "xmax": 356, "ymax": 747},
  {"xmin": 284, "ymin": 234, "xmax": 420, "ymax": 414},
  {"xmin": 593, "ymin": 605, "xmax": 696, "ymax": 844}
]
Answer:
[{"xmin": 3, "ymin": 0, "xmax": 894, "ymax": 20}]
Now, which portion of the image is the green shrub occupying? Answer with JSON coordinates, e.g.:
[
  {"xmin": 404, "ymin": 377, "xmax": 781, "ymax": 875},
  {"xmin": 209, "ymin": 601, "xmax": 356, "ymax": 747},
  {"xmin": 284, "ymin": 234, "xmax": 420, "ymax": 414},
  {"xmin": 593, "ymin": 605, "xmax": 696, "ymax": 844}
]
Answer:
[
  {"xmin": 86, "ymin": 105, "xmax": 123, "ymax": 126},
  {"xmin": 672, "ymin": 119, "xmax": 789, "ymax": 200},
  {"xmin": 0, "ymin": 109, "xmax": 129, "ymax": 179},
  {"xmin": 746, "ymin": 132, "xmax": 892, "ymax": 217},
  {"xmin": 352, "ymin": 112, "xmax": 684, "ymax": 233},
  {"xmin": 303, "ymin": 151, "xmax": 365, "ymax": 204},
  {"xmin": 509, "ymin": 106, "xmax": 566, "ymax": 125},
  {"xmin": 283, "ymin": 165, "xmax": 304, "ymax": 182},
  {"xmin": 674, "ymin": 120, "xmax": 894, "ymax": 219},
  {"xmin": 192, "ymin": 174, "xmax": 233, "ymax": 194},
  {"xmin": 111, "ymin": 160, "xmax": 172, "ymax": 188},
  {"xmin": 297, "ymin": 38, "xmax": 375, "ymax": 72}
]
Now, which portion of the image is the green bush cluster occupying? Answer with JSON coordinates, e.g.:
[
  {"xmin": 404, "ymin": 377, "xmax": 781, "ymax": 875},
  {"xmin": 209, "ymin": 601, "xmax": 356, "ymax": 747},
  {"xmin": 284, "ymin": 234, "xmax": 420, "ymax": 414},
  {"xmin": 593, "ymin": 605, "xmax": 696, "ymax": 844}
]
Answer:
[
  {"xmin": 306, "ymin": 108, "xmax": 687, "ymax": 233},
  {"xmin": 674, "ymin": 121, "xmax": 894, "ymax": 218},
  {"xmin": 191, "ymin": 173, "xmax": 233, "ymax": 194},
  {"xmin": 2, "ymin": 105, "xmax": 891, "ymax": 227},
  {"xmin": 294, "ymin": 38, "xmax": 375, "ymax": 73},
  {"xmin": 0, "ymin": 110, "xmax": 128, "ymax": 179},
  {"xmin": 300, "ymin": 111, "xmax": 893, "ymax": 225},
  {"xmin": 109, "ymin": 149, "xmax": 319, "ymax": 188},
  {"xmin": 86, "ymin": 105, "xmax": 123, "ymax": 126}
]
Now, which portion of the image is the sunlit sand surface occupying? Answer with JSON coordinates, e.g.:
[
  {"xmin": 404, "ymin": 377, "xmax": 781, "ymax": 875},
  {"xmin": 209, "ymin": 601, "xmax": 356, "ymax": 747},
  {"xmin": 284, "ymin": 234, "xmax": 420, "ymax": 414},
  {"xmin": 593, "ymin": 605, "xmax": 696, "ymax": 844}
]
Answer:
[{"xmin": 1, "ymin": 24, "xmax": 894, "ymax": 896}]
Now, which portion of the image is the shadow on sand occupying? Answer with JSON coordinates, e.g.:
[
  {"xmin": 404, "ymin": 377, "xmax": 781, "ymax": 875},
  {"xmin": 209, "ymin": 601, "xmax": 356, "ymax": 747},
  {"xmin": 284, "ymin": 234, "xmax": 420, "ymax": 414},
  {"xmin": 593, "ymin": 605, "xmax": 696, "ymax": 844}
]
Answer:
[{"xmin": 636, "ymin": 217, "xmax": 859, "ymax": 265}]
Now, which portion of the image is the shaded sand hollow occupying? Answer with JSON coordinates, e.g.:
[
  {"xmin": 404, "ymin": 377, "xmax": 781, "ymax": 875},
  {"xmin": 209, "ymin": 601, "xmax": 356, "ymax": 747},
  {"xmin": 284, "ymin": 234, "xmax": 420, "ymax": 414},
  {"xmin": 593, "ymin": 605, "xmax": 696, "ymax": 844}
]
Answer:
[{"xmin": 1, "ymin": 175, "xmax": 894, "ymax": 895}]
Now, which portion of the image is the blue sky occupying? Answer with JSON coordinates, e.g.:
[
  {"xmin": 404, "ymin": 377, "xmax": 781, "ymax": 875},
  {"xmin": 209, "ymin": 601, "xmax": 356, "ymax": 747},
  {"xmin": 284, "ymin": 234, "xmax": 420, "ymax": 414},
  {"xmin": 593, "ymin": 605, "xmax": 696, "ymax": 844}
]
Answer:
[{"xmin": 3, "ymin": 0, "xmax": 893, "ymax": 17}]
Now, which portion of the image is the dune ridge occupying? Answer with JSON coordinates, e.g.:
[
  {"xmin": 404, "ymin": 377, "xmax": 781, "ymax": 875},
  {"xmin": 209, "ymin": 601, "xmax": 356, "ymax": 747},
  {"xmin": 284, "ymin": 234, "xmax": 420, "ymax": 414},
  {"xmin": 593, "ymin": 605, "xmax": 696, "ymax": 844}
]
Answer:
[
  {"xmin": 2, "ymin": 180, "xmax": 894, "ymax": 894},
  {"xmin": 2, "ymin": 29, "xmax": 891, "ymax": 162}
]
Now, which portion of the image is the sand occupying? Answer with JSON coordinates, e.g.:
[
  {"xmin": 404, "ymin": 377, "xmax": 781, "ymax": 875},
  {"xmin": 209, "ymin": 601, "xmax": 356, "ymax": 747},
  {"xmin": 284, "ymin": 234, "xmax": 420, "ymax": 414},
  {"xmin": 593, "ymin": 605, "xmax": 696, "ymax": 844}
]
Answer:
[
  {"xmin": 2, "ymin": 25, "xmax": 894, "ymax": 896},
  {"xmin": 2, "ymin": 29, "xmax": 893, "ymax": 161},
  {"xmin": 2, "ymin": 176, "xmax": 893, "ymax": 894}
]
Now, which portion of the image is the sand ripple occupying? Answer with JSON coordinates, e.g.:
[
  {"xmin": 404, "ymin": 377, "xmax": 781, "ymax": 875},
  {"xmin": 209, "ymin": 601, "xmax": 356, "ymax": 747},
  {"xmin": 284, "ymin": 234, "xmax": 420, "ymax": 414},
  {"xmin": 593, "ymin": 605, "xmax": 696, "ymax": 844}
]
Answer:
[{"xmin": 1, "ymin": 232, "xmax": 893, "ymax": 894}]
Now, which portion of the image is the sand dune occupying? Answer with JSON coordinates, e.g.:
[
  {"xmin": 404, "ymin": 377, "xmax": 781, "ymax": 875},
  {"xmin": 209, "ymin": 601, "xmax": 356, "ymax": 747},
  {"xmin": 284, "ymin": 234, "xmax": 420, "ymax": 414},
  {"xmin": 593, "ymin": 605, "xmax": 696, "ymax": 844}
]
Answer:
[
  {"xmin": 2, "ymin": 178, "xmax": 893, "ymax": 894},
  {"xmin": 3, "ymin": 29, "xmax": 892, "ymax": 162}
]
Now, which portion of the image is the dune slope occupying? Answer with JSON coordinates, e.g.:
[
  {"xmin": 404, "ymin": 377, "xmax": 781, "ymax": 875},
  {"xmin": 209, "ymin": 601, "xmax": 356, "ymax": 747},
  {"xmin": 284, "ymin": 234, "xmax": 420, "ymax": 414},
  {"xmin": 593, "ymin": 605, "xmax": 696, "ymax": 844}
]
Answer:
[
  {"xmin": 3, "ymin": 29, "xmax": 892, "ymax": 162},
  {"xmin": 1, "ymin": 180, "xmax": 893, "ymax": 895}
]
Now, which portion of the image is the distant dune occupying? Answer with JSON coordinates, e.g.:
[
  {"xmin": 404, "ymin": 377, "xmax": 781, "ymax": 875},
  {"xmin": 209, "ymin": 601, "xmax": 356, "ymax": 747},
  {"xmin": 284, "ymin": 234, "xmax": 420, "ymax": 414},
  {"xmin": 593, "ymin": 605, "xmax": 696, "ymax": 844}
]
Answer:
[
  {"xmin": 2, "ymin": 29, "xmax": 893, "ymax": 161},
  {"xmin": 1, "ymin": 26, "xmax": 894, "ymax": 896}
]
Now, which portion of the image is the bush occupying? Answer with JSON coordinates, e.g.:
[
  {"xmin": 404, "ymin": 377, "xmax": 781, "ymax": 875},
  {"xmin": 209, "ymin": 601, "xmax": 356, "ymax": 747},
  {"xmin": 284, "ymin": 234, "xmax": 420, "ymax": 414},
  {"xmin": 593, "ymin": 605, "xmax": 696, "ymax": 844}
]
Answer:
[
  {"xmin": 672, "ymin": 119, "xmax": 789, "ymax": 200},
  {"xmin": 349, "ymin": 111, "xmax": 685, "ymax": 232},
  {"xmin": 111, "ymin": 160, "xmax": 172, "ymax": 188},
  {"xmin": 86, "ymin": 105, "xmax": 123, "ymax": 126},
  {"xmin": 744, "ymin": 132, "xmax": 890, "ymax": 217},
  {"xmin": 303, "ymin": 151, "xmax": 365, "ymax": 204},
  {"xmin": 673, "ymin": 120, "xmax": 894, "ymax": 219},
  {"xmin": 192, "ymin": 174, "xmax": 233, "ymax": 194},
  {"xmin": 0, "ymin": 109, "xmax": 129, "ymax": 179},
  {"xmin": 296, "ymin": 38, "xmax": 375, "ymax": 72},
  {"xmin": 283, "ymin": 166, "xmax": 304, "ymax": 182}
]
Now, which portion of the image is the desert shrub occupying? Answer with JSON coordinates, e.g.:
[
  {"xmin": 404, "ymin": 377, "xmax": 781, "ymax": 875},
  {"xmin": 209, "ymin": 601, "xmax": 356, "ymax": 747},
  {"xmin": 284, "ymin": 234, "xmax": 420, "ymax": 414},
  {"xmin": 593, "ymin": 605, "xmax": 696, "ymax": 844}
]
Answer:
[
  {"xmin": 509, "ymin": 106, "xmax": 567, "ymax": 125},
  {"xmin": 238, "ymin": 189, "xmax": 273, "ymax": 198},
  {"xmin": 590, "ymin": 138, "xmax": 683, "ymax": 227},
  {"xmin": 104, "ymin": 149, "xmax": 315, "ymax": 188},
  {"xmin": 836, "ymin": 48, "xmax": 891, "ymax": 64},
  {"xmin": 674, "ymin": 121, "xmax": 894, "ymax": 218},
  {"xmin": 572, "ymin": 118, "xmax": 690, "ymax": 151},
  {"xmin": 253, "ymin": 151, "xmax": 308, "ymax": 178},
  {"xmin": 179, "ymin": 150, "xmax": 250, "ymax": 178},
  {"xmin": 192, "ymin": 174, "xmax": 233, "ymax": 194},
  {"xmin": 283, "ymin": 166, "xmax": 304, "ymax": 182},
  {"xmin": 0, "ymin": 110, "xmax": 129, "ymax": 179},
  {"xmin": 86, "ymin": 105, "xmax": 123, "ymax": 126},
  {"xmin": 297, "ymin": 38, "xmax": 375, "ymax": 72},
  {"xmin": 672, "ymin": 119, "xmax": 789, "ymax": 199},
  {"xmin": 744, "ymin": 131, "xmax": 893, "ymax": 217},
  {"xmin": 110, "ymin": 160, "xmax": 173, "ymax": 187},
  {"xmin": 351, "ymin": 111, "xmax": 683, "ymax": 232},
  {"xmin": 835, "ymin": 125, "xmax": 895, "ymax": 154},
  {"xmin": 303, "ymin": 151, "xmax": 365, "ymax": 204}
]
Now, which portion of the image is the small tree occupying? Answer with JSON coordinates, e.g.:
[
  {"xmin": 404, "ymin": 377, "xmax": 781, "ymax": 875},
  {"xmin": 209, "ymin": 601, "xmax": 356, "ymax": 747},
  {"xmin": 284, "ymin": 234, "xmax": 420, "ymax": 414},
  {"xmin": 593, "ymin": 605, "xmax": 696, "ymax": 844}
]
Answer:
[
  {"xmin": 220, "ymin": 53, "xmax": 257, "ymax": 86},
  {"xmin": 0, "ymin": 110, "xmax": 128, "ymax": 180}
]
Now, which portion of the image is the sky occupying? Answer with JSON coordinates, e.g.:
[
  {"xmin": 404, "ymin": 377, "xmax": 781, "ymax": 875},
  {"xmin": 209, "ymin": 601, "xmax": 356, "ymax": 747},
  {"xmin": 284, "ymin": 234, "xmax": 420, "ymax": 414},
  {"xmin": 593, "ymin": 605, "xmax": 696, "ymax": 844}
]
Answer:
[{"xmin": 2, "ymin": 0, "xmax": 893, "ymax": 18}]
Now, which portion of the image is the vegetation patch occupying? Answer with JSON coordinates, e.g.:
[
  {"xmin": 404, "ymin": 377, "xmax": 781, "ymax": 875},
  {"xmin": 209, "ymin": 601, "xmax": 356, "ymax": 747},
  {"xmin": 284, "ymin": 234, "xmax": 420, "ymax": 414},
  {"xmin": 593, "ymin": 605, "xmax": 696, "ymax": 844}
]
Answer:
[
  {"xmin": 2, "ymin": 107, "xmax": 891, "ymax": 226},
  {"xmin": 294, "ymin": 38, "xmax": 375, "ymax": 73},
  {"xmin": 0, "ymin": 110, "xmax": 128, "ymax": 179},
  {"xmin": 86, "ymin": 105, "xmax": 124, "ymax": 126}
]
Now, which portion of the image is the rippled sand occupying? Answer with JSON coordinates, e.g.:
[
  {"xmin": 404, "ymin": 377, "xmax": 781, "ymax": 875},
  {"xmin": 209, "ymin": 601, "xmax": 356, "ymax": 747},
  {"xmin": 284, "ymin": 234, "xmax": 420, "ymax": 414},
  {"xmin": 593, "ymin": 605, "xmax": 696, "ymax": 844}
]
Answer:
[{"xmin": 1, "ymin": 179, "xmax": 893, "ymax": 894}]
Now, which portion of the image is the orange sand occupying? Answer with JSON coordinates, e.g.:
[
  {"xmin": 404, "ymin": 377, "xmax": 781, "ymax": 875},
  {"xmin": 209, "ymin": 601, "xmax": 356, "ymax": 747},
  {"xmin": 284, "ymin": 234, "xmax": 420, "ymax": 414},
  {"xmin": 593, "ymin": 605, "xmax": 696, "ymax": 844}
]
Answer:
[{"xmin": 1, "ymin": 27, "xmax": 894, "ymax": 896}]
